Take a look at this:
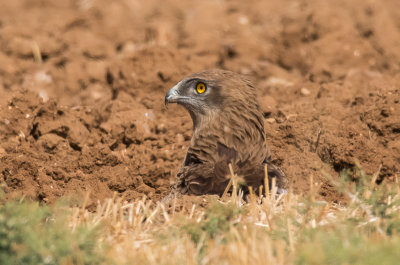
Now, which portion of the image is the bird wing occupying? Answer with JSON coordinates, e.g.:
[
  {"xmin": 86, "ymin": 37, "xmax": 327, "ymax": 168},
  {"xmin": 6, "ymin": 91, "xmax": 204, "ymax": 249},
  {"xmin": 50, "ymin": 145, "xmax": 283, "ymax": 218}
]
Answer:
[
  {"xmin": 177, "ymin": 140, "xmax": 287, "ymax": 195},
  {"xmin": 176, "ymin": 135, "xmax": 239, "ymax": 194},
  {"xmin": 176, "ymin": 162, "xmax": 231, "ymax": 195}
]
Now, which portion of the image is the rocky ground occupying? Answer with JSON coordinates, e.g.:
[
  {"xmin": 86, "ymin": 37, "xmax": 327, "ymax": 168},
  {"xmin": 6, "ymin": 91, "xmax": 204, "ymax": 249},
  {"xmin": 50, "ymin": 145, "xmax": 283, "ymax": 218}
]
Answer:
[{"xmin": 0, "ymin": 0, "xmax": 399, "ymax": 208}]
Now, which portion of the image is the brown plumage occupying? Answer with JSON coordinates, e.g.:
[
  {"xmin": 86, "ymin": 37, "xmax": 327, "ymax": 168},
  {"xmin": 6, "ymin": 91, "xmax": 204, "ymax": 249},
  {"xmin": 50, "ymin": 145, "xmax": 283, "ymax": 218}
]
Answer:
[{"xmin": 165, "ymin": 69, "xmax": 288, "ymax": 195}]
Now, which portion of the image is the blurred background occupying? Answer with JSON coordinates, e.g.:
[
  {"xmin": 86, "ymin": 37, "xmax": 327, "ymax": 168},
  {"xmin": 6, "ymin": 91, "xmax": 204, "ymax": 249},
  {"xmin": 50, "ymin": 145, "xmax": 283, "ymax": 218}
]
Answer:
[{"xmin": 1, "ymin": 0, "xmax": 399, "ymax": 105}]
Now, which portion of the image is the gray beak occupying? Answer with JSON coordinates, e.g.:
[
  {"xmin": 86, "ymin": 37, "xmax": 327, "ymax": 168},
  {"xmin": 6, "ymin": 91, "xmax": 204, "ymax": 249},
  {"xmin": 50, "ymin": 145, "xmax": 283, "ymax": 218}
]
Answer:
[{"xmin": 165, "ymin": 84, "xmax": 181, "ymax": 107}]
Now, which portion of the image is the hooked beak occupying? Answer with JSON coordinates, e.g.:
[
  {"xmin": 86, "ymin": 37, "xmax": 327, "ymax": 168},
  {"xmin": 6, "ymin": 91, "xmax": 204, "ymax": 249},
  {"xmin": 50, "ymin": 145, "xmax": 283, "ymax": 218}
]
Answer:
[{"xmin": 165, "ymin": 84, "xmax": 181, "ymax": 108}]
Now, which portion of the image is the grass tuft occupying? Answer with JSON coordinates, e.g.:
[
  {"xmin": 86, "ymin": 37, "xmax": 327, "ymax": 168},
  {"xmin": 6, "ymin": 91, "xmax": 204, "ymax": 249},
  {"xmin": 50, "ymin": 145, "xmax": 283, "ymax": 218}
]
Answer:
[
  {"xmin": 1, "ymin": 164, "xmax": 399, "ymax": 264},
  {"xmin": 0, "ymin": 199, "xmax": 109, "ymax": 265}
]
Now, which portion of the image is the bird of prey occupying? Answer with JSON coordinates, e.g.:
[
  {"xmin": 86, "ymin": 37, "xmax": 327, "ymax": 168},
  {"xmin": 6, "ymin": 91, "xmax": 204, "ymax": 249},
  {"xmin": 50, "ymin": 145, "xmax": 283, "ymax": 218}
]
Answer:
[{"xmin": 165, "ymin": 69, "xmax": 288, "ymax": 195}]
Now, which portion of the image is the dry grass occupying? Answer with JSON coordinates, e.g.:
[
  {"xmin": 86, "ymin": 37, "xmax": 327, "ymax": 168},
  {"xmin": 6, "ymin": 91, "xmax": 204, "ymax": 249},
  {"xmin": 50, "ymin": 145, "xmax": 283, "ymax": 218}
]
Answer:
[
  {"xmin": 1, "ymin": 165, "xmax": 399, "ymax": 264},
  {"xmin": 64, "ymin": 166, "xmax": 400, "ymax": 265}
]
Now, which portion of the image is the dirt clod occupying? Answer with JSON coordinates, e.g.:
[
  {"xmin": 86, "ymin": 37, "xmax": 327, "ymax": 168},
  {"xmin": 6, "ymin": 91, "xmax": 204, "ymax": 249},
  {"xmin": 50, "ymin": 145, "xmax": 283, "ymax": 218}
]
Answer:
[{"xmin": 0, "ymin": 0, "xmax": 399, "ymax": 205}]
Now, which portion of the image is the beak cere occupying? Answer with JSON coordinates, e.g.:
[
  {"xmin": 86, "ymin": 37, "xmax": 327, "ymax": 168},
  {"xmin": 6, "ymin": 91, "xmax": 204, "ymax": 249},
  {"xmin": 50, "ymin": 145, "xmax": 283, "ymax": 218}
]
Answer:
[{"xmin": 165, "ymin": 84, "xmax": 181, "ymax": 107}]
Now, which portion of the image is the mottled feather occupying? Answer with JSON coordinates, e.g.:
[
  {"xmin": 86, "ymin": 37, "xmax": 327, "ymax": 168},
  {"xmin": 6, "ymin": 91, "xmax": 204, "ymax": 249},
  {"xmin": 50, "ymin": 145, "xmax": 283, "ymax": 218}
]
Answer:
[{"xmin": 166, "ymin": 69, "xmax": 288, "ymax": 195}]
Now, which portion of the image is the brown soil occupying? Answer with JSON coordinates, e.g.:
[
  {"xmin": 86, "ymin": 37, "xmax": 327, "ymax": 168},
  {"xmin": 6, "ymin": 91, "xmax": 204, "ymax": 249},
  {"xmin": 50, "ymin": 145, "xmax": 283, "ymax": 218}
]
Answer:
[{"xmin": 0, "ymin": 0, "xmax": 399, "ymax": 207}]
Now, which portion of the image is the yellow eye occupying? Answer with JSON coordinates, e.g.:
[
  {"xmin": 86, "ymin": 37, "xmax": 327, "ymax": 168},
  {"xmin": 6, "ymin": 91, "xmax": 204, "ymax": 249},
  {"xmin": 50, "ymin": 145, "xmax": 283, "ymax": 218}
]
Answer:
[{"xmin": 196, "ymin": 82, "xmax": 207, "ymax": 94}]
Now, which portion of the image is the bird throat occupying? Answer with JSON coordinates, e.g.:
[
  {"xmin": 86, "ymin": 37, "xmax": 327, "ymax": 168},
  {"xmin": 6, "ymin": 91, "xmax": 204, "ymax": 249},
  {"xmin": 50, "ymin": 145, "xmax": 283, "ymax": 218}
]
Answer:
[{"xmin": 189, "ymin": 108, "xmax": 219, "ymax": 133}]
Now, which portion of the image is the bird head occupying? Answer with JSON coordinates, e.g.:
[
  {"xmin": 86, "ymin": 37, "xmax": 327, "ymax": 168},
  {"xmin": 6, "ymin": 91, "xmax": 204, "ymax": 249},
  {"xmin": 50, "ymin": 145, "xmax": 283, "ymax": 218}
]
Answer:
[
  {"xmin": 165, "ymin": 69, "xmax": 262, "ymax": 130},
  {"xmin": 165, "ymin": 72, "xmax": 222, "ymax": 114}
]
